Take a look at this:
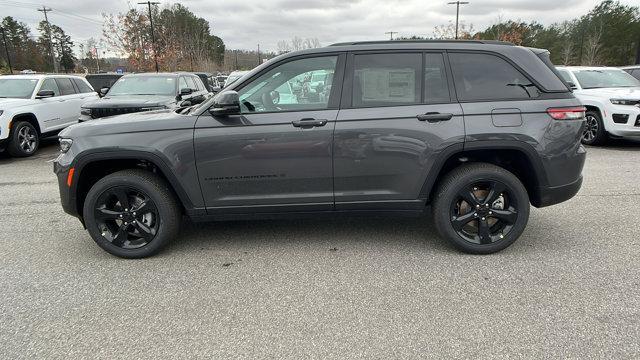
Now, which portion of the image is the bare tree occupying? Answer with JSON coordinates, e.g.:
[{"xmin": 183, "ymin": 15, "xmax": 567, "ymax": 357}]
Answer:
[
  {"xmin": 582, "ymin": 22, "xmax": 603, "ymax": 66},
  {"xmin": 277, "ymin": 36, "xmax": 321, "ymax": 54}
]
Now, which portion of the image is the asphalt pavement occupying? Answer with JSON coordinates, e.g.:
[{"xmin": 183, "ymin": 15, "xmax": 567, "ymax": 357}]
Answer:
[{"xmin": 1, "ymin": 138, "xmax": 639, "ymax": 359}]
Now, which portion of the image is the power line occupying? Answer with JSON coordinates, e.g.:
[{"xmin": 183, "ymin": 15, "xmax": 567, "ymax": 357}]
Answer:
[{"xmin": 447, "ymin": 1, "xmax": 469, "ymax": 40}]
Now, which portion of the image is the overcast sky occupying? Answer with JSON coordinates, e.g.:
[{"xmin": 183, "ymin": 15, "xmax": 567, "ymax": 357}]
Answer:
[{"xmin": 1, "ymin": 0, "xmax": 638, "ymax": 56}]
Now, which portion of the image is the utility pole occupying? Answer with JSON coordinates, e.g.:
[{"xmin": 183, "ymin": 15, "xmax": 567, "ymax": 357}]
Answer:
[
  {"xmin": 385, "ymin": 31, "xmax": 398, "ymax": 40},
  {"xmin": 38, "ymin": 6, "xmax": 58, "ymax": 72},
  {"xmin": 0, "ymin": 26, "xmax": 12, "ymax": 74},
  {"xmin": 234, "ymin": 50, "xmax": 238, "ymax": 70},
  {"xmin": 447, "ymin": 1, "xmax": 469, "ymax": 40},
  {"xmin": 95, "ymin": 47, "xmax": 100, "ymax": 73},
  {"xmin": 138, "ymin": 1, "xmax": 160, "ymax": 72},
  {"xmin": 257, "ymin": 44, "xmax": 261, "ymax": 66}
]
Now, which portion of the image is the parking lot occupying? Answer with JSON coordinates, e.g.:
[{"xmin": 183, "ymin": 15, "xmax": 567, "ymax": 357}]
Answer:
[{"xmin": 1, "ymin": 139, "xmax": 639, "ymax": 359}]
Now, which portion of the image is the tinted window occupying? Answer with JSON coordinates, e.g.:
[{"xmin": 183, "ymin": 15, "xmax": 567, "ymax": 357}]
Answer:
[
  {"xmin": 449, "ymin": 53, "xmax": 540, "ymax": 101},
  {"xmin": 72, "ymin": 78, "xmax": 94, "ymax": 93},
  {"xmin": 40, "ymin": 78, "xmax": 60, "ymax": 97},
  {"xmin": 632, "ymin": 69, "xmax": 640, "ymax": 80},
  {"xmin": 353, "ymin": 53, "xmax": 421, "ymax": 107},
  {"xmin": 424, "ymin": 53, "xmax": 449, "ymax": 103},
  {"xmin": 238, "ymin": 56, "xmax": 338, "ymax": 113},
  {"xmin": 55, "ymin": 78, "xmax": 76, "ymax": 95}
]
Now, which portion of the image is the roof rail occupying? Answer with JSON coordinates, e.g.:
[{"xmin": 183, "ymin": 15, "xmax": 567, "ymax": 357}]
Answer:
[{"xmin": 329, "ymin": 39, "xmax": 514, "ymax": 46}]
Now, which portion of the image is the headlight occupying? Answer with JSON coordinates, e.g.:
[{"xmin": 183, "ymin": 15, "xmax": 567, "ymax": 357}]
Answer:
[
  {"xmin": 59, "ymin": 138, "xmax": 73, "ymax": 153},
  {"xmin": 610, "ymin": 99, "xmax": 639, "ymax": 106},
  {"xmin": 80, "ymin": 108, "xmax": 92, "ymax": 116}
]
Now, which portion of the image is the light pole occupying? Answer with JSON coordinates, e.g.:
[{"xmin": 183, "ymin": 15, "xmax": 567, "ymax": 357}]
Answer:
[
  {"xmin": 0, "ymin": 26, "xmax": 12, "ymax": 73},
  {"xmin": 447, "ymin": 1, "xmax": 469, "ymax": 40},
  {"xmin": 138, "ymin": 1, "xmax": 160, "ymax": 72}
]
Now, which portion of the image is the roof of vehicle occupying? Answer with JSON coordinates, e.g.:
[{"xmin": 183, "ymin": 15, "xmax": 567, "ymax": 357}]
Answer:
[
  {"xmin": 556, "ymin": 66, "xmax": 627, "ymax": 71},
  {"xmin": 230, "ymin": 41, "xmax": 568, "ymax": 93},
  {"xmin": 621, "ymin": 65, "xmax": 640, "ymax": 69},
  {"xmin": 120, "ymin": 72, "xmax": 196, "ymax": 78},
  {"xmin": 1, "ymin": 74, "xmax": 87, "ymax": 80}
]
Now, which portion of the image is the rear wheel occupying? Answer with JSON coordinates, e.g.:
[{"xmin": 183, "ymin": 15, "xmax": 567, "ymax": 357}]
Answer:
[
  {"xmin": 582, "ymin": 111, "xmax": 606, "ymax": 146},
  {"xmin": 432, "ymin": 163, "xmax": 530, "ymax": 254},
  {"xmin": 83, "ymin": 170, "xmax": 181, "ymax": 258},
  {"xmin": 7, "ymin": 121, "xmax": 39, "ymax": 157}
]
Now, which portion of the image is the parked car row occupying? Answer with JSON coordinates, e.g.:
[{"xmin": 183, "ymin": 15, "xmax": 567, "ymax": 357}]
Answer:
[{"xmin": 0, "ymin": 72, "xmax": 213, "ymax": 156}]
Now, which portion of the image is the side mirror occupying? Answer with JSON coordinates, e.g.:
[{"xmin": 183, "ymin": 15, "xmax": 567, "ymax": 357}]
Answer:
[
  {"xmin": 567, "ymin": 81, "xmax": 577, "ymax": 90},
  {"xmin": 35, "ymin": 90, "xmax": 55, "ymax": 99},
  {"xmin": 209, "ymin": 91, "xmax": 241, "ymax": 117},
  {"xmin": 100, "ymin": 87, "xmax": 110, "ymax": 96},
  {"xmin": 180, "ymin": 100, "xmax": 192, "ymax": 107},
  {"xmin": 180, "ymin": 88, "xmax": 193, "ymax": 96}
]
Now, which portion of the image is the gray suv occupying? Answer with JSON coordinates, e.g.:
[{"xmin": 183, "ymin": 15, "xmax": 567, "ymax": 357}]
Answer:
[{"xmin": 54, "ymin": 40, "xmax": 586, "ymax": 258}]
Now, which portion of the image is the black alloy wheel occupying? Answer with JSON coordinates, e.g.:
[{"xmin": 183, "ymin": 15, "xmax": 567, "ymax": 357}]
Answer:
[
  {"xmin": 432, "ymin": 163, "xmax": 530, "ymax": 254},
  {"xmin": 94, "ymin": 186, "xmax": 160, "ymax": 249}
]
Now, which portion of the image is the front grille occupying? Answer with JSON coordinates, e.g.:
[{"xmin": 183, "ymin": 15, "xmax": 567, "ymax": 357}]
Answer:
[{"xmin": 91, "ymin": 107, "xmax": 144, "ymax": 119}]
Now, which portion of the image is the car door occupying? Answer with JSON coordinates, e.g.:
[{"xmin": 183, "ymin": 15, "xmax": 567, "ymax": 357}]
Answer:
[
  {"xmin": 33, "ymin": 78, "xmax": 69, "ymax": 131},
  {"xmin": 333, "ymin": 51, "xmax": 464, "ymax": 210},
  {"xmin": 53, "ymin": 77, "xmax": 81, "ymax": 127},
  {"xmin": 194, "ymin": 53, "xmax": 345, "ymax": 214}
]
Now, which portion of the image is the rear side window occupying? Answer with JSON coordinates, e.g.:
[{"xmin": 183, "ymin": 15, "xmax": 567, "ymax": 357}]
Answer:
[
  {"xmin": 424, "ymin": 53, "xmax": 450, "ymax": 103},
  {"xmin": 449, "ymin": 53, "xmax": 540, "ymax": 101},
  {"xmin": 55, "ymin": 78, "xmax": 76, "ymax": 95},
  {"xmin": 353, "ymin": 53, "xmax": 421, "ymax": 107},
  {"xmin": 556, "ymin": 69, "xmax": 573, "ymax": 83},
  {"xmin": 40, "ymin": 78, "xmax": 60, "ymax": 97},
  {"xmin": 72, "ymin": 78, "xmax": 94, "ymax": 93},
  {"xmin": 631, "ymin": 69, "xmax": 640, "ymax": 80}
]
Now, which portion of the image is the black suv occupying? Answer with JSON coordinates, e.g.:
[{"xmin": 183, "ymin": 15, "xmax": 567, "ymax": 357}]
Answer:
[
  {"xmin": 54, "ymin": 40, "xmax": 586, "ymax": 258},
  {"xmin": 79, "ymin": 72, "xmax": 210, "ymax": 121}
]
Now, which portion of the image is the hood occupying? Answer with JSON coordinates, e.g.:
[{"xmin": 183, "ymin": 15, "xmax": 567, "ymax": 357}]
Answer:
[
  {"xmin": 0, "ymin": 98, "xmax": 34, "ymax": 109},
  {"xmin": 82, "ymin": 94, "xmax": 176, "ymax": 109},
  {"xmin": 579, "ymin": 87, "xmax": 640, "ymax": 100},
  {"xmin": 60, "ymin": 109, "xmax": 196, "ymax": 138}
]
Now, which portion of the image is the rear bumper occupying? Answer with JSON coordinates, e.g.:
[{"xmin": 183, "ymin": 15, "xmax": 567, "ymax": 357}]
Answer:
[{"xmin": 534, "ymin": 175, "xmax": 583, "ymax": 208}]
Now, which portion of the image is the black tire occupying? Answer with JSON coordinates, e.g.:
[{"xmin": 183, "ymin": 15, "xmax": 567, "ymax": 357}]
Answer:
[
  {"xmin": 7, "ymin": 121, "xmax": 39, "ymax": 157},
  {"xmin": 83, "ymin": 169, "xmax": 181, "ymax": 258},
  {"xmin": 432, "ymin": 163, "xmax": 530, "ymax": 254},
  {"xmin": 582, "ymin": 110, "xmax": 607, "ymax": 146}
]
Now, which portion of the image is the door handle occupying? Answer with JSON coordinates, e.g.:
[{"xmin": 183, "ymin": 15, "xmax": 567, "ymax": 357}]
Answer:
[
  {"xmin": 416, "ymin": 112, "xmax": 453, "ymax": 123},
  {"xmin": 291, "ymin": 118, "xmax": 328, "ymax": 128}
]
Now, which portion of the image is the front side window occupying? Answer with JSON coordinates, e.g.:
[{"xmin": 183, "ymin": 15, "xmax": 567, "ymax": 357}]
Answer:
[
  {"xmin": 572, "ymin": 69, "xmax": 640, "ymax": 89},
  {"xmin": 108, "ymin": 76, "xmax": 177, "ymax": 96},
  {"xmin": 238, "ymin": 56, "xmax": 338, "ymax": 113},
  {"xmin": 55, "ymin": 78, "xmax": 76, "ymax": 96},
  {"xmin": 40, "ymin": 78, "xmax": 60, "ymax": 97},
  {"xmin": 0, "ymin": 79, "xmax": 39, "ymax": 99},
  {"xmin": 449, "ymin": 53, "xmax": 540, "ymax": 101},
  {"xmin": 353, "ymin": 53, "xmax": 421, "ymax": 107}
]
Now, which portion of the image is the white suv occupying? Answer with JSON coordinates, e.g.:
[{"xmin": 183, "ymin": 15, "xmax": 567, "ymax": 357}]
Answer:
[
  {"xmin": 555, "ymin": 66, "xmax": 640, "ymax": 145},
  {"xmin": 0, "ymin": 74, "xmax": 98, "ymax": 157}
]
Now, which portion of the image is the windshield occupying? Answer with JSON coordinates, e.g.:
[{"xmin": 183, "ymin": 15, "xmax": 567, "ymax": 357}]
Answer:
[
  {"xmin": 573, "ymin": 69, "xmax": 640, "ymax": 89},
  {"xmin": 108, "ymin": 76, "xmax": 177, "ymax": 96},
  {"xmin": 0, "ymin": 78, "xmax": 39, "ymax": 99}
]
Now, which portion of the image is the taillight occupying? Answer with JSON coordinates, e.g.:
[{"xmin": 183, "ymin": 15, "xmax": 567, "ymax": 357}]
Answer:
[{"xmin": 546, "ymin": 107, "xmax": 586, "ymax": 120}]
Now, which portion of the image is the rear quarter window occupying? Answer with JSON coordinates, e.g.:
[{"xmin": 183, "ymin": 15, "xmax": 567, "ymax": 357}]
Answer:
[
  {"xmin": 449, "ymin": 52, "xmax": 541, "ymax": 101},
  {"xmin": 55, "ymin": 78, "xmax": 77, "ymax": 95}
]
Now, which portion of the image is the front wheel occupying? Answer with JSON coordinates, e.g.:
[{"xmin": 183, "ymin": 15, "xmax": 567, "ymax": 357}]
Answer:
[
  {"xmin": 7, "ymin": 121, "xmax": 39, "ymax": 157},
  {"xmin": 83, "ymin": 170, "xmax": 181, "ymax": 258},
  {"xmin": 432, "ymin": 163, "xmax": 530, "ymax": 254},
  {"xmin": 582, "ymin": 111, "xmax": 607, "ymax": 146}
]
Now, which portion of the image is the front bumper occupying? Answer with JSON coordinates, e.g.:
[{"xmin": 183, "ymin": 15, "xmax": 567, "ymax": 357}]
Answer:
[
  {"xmin": 604, "ymin": 104, "xmax": 640, "ymax": 138},
  {"xmin": 53, "ymin": 156, "xmax": 79, "ymax": 218}
]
